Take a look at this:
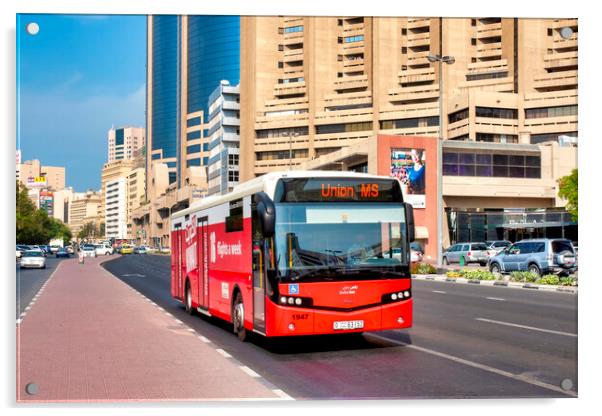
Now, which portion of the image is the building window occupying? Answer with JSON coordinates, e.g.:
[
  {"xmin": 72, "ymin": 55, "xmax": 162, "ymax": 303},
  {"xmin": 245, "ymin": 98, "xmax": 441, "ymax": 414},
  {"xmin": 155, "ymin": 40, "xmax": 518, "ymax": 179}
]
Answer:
[
  {"xmin": 187, "ymin": 117, "xmax": 201, "ymax": 127},
  {"xmin": 115, "ymin": 128, "xmax": 124, "ymax": 146},
  {"xmin": 443, "ymin": 152, "xmax": 540, "ymax": 178},
  {"xmin": 166, "ymin": 161, "xmax": 177, "ymax": 168},
  {"xmin": 380, "ymin": 117, "xmax": 438, "ymax": 130},
  {"xmin": 476, "ymin": 133, "xmax": 519, "ymax": 144},
  {"xmin": 151, "ymin": 153, "xmax": 161, "ymax": 160},
  {"xmin": 475, "ymin": 107, "xmax": 518, "ymax": 119},
  {"xmin": 228, "ymin": 154, "xmax": 239, "ymax": 166},
  {"xmin": 228, "ymin": 171, "xmax": 239, "ymax": 182},
  {"xmin": 337, "ymin": 37, "xmax": 343, "ymax": 44},
  {"xmin": 531, "ymin": 132, "xmax": 578, "ymax": 144},
  {"xmin": 448, "ymin": 108, "xmax": 469, "ymax": 124},
  {"xmin": 187, "ymin": 158, "xmax": 201, "ymax": 167},
  {"xmin": 283, "ymin": 25, "xmax": 303, "ymax": 34},
  {"xmin": 187, "ymin": 130, "xmax": 201, "ymax": 140},
  {"xmin": 278, "ymin": 61, "xmax": 284, "ymax": 68},
  {"xmin": 525, "ymin": 105, "xmax": 578, "ymax": 119},
  {"xmin": 466, "ymin": 71, "xmax": 508, "ymax": 81},
  {"xmin": 278, "ymin": 44, "xmax": 284, "ymax": 51},
  {"xmin": 344, "ymin": 35, "xmax": 364, "ymax": 43},
  {"xmin": 255, "ymin": 149, "xmax": 308, "ymax": 161},
  {"xmin": 256, "ymin": 127, "xmax": 309, "ymax": 139},
  {"xmin": 168, "ymin": 172, "xmax": 177, "ymax": 184},
  {"xmin": 315, "ymin": 121, "xmax": 373, "ymax": 134},
  {"xmin": 187, "ymin": 144, "xmax": 201, "ymax": 154}
]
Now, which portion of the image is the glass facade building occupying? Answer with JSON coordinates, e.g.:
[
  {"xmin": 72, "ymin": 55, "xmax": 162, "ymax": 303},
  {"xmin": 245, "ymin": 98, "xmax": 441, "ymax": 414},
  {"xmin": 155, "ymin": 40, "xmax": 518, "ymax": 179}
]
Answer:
[
  {"xmin": 151, "ymin": 15, "xmax": 180, "ymax": 166},
  {"xmin": 187, "ymin": 16, "xmax": 240, "ymax": 117}
]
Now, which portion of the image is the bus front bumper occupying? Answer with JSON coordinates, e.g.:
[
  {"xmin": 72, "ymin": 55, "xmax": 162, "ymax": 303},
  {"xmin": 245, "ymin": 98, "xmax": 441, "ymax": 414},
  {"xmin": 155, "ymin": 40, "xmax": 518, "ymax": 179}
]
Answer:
[{"xmin": 264, "ymin": 298, "xmax": 413, "ymax": 337}]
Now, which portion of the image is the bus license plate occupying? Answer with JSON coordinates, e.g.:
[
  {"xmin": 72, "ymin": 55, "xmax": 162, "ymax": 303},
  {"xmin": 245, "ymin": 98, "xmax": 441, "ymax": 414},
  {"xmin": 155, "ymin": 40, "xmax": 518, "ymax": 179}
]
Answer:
[{"xmin": 333, "ymin": 320, "xmax": 364, "ymax": 330}]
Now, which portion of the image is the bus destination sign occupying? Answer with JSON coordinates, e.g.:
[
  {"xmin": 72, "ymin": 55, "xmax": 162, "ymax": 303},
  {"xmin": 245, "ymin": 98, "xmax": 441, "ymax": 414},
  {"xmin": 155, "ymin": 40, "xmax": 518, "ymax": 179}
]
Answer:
[{"xmin": 275, "ymin": 177, "xmax": 403, "ymax": 203}]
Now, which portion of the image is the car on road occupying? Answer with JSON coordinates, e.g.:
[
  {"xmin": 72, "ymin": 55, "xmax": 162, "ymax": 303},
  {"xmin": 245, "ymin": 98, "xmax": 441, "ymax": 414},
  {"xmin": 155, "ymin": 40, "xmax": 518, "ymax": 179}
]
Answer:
[
  {"xmin": 55, "ymin": 247, "xmax": 71, "ymax": 258},
  {"xmin": 488, "ymin": 238, "xmax": 577, "ymax": 277},
  {"xmin": 410, "ymin": 242, "xmax": 424, "ymax": 263},
  {"xmin": 133, "ymin": 245, "xmax": 148, "ymax": 254},
  {"xmin": 81, "ymin": 244, "xmax": 97, "ymax": 258},
  {"xmin": 442, "ymin": 242, "xmax": 490, "ymax": 266},
  {"xmin": 486, "ymin": 240, "xmax": 512, "ymax": 254},
  {"xmin": 50, "ymin": 245, "xmax": 61, "ymax": 253},
  {"xmin": 19, "ymin": 250, "xmax": 46, "ymax": 268},
  {"xmin": 119, "ymin": 244, "xmax": 134, "ymax": 255},
  {"xmin": 95, "ymin": 243, "xmax": 114, "ymax": 256},
  {"xmin": 16, "ymin": 244, "xmax": 30, "ymax": 258}
]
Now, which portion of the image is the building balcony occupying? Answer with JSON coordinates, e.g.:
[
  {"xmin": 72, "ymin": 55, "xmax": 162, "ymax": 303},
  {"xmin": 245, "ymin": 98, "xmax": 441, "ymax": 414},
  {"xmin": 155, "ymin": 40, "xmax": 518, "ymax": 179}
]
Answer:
[
  {"xmin": 407, "ymin": 33, "xmax": 430, "ymax": 48},
  {"xmin": 551, "ymin": 35, "xmax": 578, "ymax": 50},
  {"xmin": 388, "ymin": 84, "xmax": 440, "ymax": 103},
  {"xmin": 273, "ymin": 81, "xmax": 307, "ymax": 97},
  {"xmin": 533, "ymin": 70, "xmax": 578, "ymax": 91},
  {"xmin": 283, "ymin": 49, "xmax": 304, "ymax": 62},
  {"xmin": 543, "ymin": 51, "xmax": 578, "ymax": 70},
  {"xmin": 282, "ymin": 16, "xmax": 303, "ymax": 24},
  {"xmin": 283, "ymin": 33, "xmax": 304, "ymax": 46},
  {"xmin": 474, "ymin": 117, "xmax": 519, "ymax": 135},
  {"xmin": 222, "ymin": 100, "xmax": 240, "ymax": 111},
  {"xmin": 339, "ymin": 43, "xmax": 364, "ymax": 55},
  {"xmin": 552, "ymin": 19, "xmax": 578, "ymax": 29},
  {"xmin": 447, "ymin": 119, "xmax": 470, "ymax": 138},
  {"xmin": 476, "ymin": 47, "xmax": 502, "ymax": 60},
  {"xmin": 313, "ymin": 131, "xmax": 373, "ymax": 149},
  {"xmin": 340, "ymin": 57, "xmax": 365, "ymax": 70},
  {"xmin": 467, "ymin": 58, "xmax": 508, "ymax": 73},
  {"xmin": 523, "ymin": 115, "xmax": 578, "ymax": 130},
  {"xmin": 315, "ymin": 108, "xmax": 373, "ymax": 123},
  {"xmin": 476, "ymin": 22, "xmax": 502, "ymax": 38},
  {"xmin": 398, "ymin": 67, "xmax": 436, "ymax": 84},
  {"xmin": 254, "ymin": 136, "xmax": 310, "ymax": 153},
  {"xmin": 523, "ymin": 89, "xmax": 578, "ymax": 107},
  {"xmin": 342, "ymin": 24, "xmax": 365, "ymax": 36},
  {"xmin": 333, "ymin": 75, "xmax": 369, "ymax": 92},
  {"xmin": 407, "ymin": 17, "xmax": 431, "ymax": 29}
]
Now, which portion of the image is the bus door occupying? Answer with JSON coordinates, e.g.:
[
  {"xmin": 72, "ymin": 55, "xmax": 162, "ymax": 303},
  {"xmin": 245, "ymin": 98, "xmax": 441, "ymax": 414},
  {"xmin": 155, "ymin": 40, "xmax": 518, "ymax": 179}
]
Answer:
[
  {"xmin": 174, "ymin": 225, "xmax": 184, "ymax": 300},
  {"xmin": 252, "ymin": 207, "xmax": 266, "ymax": 333},
  {"xmin": 197, "ymin": 217, "xmax": 209, "ymax": 310}
]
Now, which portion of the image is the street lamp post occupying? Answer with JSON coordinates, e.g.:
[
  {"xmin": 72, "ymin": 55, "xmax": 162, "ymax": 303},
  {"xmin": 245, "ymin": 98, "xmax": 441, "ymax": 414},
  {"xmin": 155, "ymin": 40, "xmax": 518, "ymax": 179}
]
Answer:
[
  {"xmin": 427, "ymin": 53, "xmax": 455, "ymax": 266},
  {"xmin": 282, "ymin": 131, "xmax": 299, "ymax": 170}
]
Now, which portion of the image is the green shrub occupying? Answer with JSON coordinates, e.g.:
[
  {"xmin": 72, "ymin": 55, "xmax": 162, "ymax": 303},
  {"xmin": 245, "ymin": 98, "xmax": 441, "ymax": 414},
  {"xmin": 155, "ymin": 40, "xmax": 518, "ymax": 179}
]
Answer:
[
  {"xmin": 462, "ymin": 269, "xmax": 495, "ymax": 280},
  {"xmin": 411, "ymin": 263, "xmax": 437, "ymax": 274},
  {"xmin": 510, "ymin": 271, "xmax": 539, "ymax": 283},
  {"xmin": 537, "ymin": 274, "xmax": 561, "ymax": 285},
  {"xmin": 559, "ymin": 276, "xmax": 577, "ymax": 286},
  {"xmin": 446, "ymin": 270, "xmax": 462, "ymax": 278}
]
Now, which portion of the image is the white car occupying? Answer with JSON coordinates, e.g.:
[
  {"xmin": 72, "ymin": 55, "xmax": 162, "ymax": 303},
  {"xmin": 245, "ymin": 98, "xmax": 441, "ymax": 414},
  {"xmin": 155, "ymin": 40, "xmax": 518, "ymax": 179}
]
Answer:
[
  {"xmin": 20, "ymin": 250, "xmax": 46, "ymax": 269},
  {"xmin": 95, "ymin": 244, "xmax": 114, "ymax": 256},
  {"xmin": 81, "ymin": 244, "xmax": 97, "ymax": 258}
]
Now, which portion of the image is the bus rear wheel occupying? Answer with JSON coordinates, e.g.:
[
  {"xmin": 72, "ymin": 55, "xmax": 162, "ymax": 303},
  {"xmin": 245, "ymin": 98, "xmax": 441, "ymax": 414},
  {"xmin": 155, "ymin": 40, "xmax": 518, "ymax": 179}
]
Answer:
[
  {"xmin": 232, "ymin": 291, "xmax": 248, "ymax": 342},
  {"xmin": 185, "ymin": 283, "xmax": 194, "ymax": 315}
]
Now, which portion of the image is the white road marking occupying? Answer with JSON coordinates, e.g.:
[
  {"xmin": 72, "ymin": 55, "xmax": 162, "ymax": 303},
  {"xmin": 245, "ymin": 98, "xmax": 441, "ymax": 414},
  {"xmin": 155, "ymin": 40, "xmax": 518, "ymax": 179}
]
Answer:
[
  {"xmin": 486, "ymin": 297, "xmax": 505, "ymax": 301},
  {"xmin": 475, "ymin": 318, "xmax": 577, "ymax": 338},
  {"xmin": 198, "ymin": 335, "xmax": 211, "ymax": 343},
  {"xmin": 239, "ymin": 365, "xmax": 261, "ymax": 378},
  {"xmin": 187, "ymin": 328, "xmax": 196, "ymax": 333},
  {"xmin": 215, "ymin": 348, "xmax": 232, "ymax": 358},
  {"xmin": 366, "ymin": 333, "xmax": 576, "ymax": 397},
  {"xmin": 432, "ymin": 290, "xmax": 446, "ymax": 294}
]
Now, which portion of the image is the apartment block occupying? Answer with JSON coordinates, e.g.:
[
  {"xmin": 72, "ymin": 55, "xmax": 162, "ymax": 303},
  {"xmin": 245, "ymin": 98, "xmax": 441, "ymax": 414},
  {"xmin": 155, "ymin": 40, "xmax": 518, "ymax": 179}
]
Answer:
[
  {"xmin": 207, "ymin": 81, "xmax": 241, "ymax": 196},
  {"xmin": 107, "ymin": 126, "xmax": 145, "ymax": 163},
  {"xmin": 18, "ymin": 159, "xmax": 65, "ymax": 191},
  {"xmin": 69, "ymin": 191, "xmax": 102, "ymax": 236},
  {"xmin": 240, "ymin": 17, "xmax": 578, "ymax": 180},
  {"xmin": 105, "ymin": 178, "xmax": 128, "ymax": 240}
]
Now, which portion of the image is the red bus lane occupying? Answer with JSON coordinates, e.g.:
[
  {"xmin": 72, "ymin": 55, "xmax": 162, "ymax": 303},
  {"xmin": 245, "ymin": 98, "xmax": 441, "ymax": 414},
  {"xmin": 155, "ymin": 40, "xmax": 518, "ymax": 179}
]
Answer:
[{"xmin": 170, "ymin": 171, "xmax": 416, "ymax": 340}]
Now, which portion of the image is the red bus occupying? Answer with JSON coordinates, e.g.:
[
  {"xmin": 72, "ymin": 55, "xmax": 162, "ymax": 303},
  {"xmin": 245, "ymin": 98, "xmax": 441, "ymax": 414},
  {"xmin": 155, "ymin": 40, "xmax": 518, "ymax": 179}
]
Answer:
[{"xmin": 171, "ymin": 171, "xmax": 416, "ymax": 341}]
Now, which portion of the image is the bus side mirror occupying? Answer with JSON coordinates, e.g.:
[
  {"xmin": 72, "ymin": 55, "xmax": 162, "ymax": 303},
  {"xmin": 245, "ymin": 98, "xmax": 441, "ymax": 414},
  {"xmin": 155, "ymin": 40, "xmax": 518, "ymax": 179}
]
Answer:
[
  {"xmin": 254, "ymin": 192, "xmax": 275, "ymax": 238},
  {"xmin": 404, "ymin": 202, "xmax": 415, "ymax": 242}
]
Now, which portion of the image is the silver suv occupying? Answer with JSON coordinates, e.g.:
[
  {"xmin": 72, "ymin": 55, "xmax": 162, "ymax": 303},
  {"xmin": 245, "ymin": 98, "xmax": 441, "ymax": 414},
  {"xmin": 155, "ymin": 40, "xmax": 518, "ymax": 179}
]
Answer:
[
  {"xmin": 442, "ymin": 242, "xmax": 490, "ymax": 266},
  {"xmin": 488, "ymin": 238, "xmax": 576, "ymax": 277}
]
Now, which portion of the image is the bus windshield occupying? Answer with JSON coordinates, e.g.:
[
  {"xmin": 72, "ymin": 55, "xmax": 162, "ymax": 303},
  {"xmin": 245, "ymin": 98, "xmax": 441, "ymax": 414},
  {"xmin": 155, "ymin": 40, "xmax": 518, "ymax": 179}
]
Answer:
[{"xmin": 274, "ymin": 203, "xmax": 408, "ymax": 282}]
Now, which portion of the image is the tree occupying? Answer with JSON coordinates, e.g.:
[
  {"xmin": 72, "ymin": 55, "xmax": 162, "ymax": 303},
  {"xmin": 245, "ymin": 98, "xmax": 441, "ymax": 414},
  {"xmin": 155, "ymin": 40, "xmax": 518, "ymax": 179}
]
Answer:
[
  {"xmin": 558, "ymin": 169, "xmax": 578, "ymax": 221},
  {"xmin": 78, "ymin": 222, "xmax": 101, "ymax": 240}
]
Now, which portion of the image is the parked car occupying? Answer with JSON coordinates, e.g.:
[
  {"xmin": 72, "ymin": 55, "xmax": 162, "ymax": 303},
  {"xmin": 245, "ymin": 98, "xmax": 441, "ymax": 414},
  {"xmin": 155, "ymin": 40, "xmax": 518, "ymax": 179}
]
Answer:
[
  {"xmin": 486, "ymin": 240, "xmax": 512, "ymax": 254},
  {"xmin": 410, "ymin": 242, "xmax": 424, "ymax": 263},
  {"xmin": 56, "ymin": 247, "xmax": 70, "ymax": 258},
  {"xmin": 50, "ymin": 245, "xmax": 61, "ymax": 253},
  {"xmin": 20, "ymin": 250, "xmax": 46, "ymax": 269},
  {"xmin": 16, "ymin": 244, "xmax": 30, "ymax": 258},
  {"xmin": 95, "ymin": 243, "xmax": 114, "ymax": 256},
  {"xmin": 81, "ymin": 244, "xmax": 97, "ymax": 258},
  {"xmin": 120, "ymin": 244, "xmax": 134, "ymax": 255},
  {"xmin": 488, "ymin": 238, "xmax": 577, "ymax": 277},
  {"xmin": 442, "ymin": 242, "xmax": 490, "ymax": 266},
  {"xmin": 133, "ymin": 245, "xmax": 148, "ymax": 254}
]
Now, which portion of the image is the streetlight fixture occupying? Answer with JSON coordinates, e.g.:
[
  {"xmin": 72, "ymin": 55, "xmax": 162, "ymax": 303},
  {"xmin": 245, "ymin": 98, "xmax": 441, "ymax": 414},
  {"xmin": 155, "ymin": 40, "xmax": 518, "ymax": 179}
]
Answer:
[
  {"xmin": 427, "ymin": 53, "xmax": 455, "ymax": 266},
  {"xmin": 281, "ymin": 131, "xmax": 299, "ymax": 170}
]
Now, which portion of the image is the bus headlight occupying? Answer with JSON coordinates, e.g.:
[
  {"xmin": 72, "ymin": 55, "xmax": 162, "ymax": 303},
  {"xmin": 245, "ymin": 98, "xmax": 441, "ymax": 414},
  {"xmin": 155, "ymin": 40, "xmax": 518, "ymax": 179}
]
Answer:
[
  {"xmin": 382, "ymin": 289, "xmax": 412, "ymax": 304},
  {"xmin": 295, "ymin": 298, "xmax": 302, "ymax": 305},
  {"xmin": 280, "ymin": 296, "xmax": 287, "ymax": 304}
]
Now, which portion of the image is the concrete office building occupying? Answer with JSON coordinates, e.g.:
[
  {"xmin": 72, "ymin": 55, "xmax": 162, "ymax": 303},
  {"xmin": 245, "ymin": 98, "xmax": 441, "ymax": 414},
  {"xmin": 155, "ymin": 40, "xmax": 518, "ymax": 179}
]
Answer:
[
  {"xmin": 108, "ymin": 126, "xmax": 145, "ymax": 163},
  {"xmin": 240, "ymin": 16, "xmax": 578, "ymax": 256},
  {"xmin": 126, "ymin": 167, "xmax": 146, "ymax": 240},
  {"xmin": 137, "ymin": 15, "xmax": 240, "ymax": 247},
  {"xmin": 105, "ymin": 178, "xmax": 128, "ymax": 240},
  {"xmin": 52, "ymin": 187, "xmax": 75, "ymax": 224},
  {"xmin": 207, "ymin": 81, "xmax": 241, "ymax": 196},
  {"xmin": 18, "ymin": 159, "xmax": 65, "ymax": 191},
  {"xmin": 69, "ymin": 191, "xmax": 102, "ymax": 236}
]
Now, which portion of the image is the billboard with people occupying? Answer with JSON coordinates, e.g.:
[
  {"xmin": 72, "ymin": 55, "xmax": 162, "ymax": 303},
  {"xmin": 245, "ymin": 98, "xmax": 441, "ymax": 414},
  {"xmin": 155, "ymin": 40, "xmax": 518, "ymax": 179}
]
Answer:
[{"xmin": 390, "ymin": 148, "xmax": 426, "ymax": 208}]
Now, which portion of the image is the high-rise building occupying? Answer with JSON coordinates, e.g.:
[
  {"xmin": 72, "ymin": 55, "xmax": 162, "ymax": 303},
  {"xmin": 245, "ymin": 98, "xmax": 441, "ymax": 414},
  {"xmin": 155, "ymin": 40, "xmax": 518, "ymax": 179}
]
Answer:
[
  {"xmin": 18, "ymin": 159, "xmax": 65, "ymax": 191},
  {"xmin": 139, "ymin": 15, "xmax": 240, "ymax": 247},
  {"xmin": 105, "ymin": 178, "xmax": 128, "ymax": 240},
  {"xmin": 126, "ymin": 167, "xmax": 145, "ymax": 239},
  {"xmin": 207, "ymin": 81, "xmax": 240, "ymax": 195},
  {"xmin": 107, "ymin": 126, "xmax": 145, "ymax": 163},
  {"xmin": 69, "ymin": 191, "xmax": 102, "ymax": 236},
  {"xmin": 240, "ymin": 16, "xmax": 578, "ymax": 258},
  {"xmin": 240, "ymin": 17, "xmax": 577, "ymax": 178},
  {"xmin": 53, "ymin": 188, "xmax": 75, "ymax": 224}
]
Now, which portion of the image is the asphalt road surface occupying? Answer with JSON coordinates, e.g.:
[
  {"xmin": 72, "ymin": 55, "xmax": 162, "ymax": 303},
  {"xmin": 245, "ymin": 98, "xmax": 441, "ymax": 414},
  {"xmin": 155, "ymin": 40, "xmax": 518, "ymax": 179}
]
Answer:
[
  {"xmin": 103, "ymin": 254, "xmax": 578, "ymax": 400},
  {"xmin": 16, "ymin": 256, "xmax": 70, "ymax": 318}
]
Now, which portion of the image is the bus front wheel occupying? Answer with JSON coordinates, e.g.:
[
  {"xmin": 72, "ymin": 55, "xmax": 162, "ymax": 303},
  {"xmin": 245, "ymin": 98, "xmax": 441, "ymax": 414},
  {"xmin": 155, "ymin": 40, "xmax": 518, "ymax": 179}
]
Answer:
[{"xmin": 232, "ymin": 291, "xmax": 248, "ymax": 342}]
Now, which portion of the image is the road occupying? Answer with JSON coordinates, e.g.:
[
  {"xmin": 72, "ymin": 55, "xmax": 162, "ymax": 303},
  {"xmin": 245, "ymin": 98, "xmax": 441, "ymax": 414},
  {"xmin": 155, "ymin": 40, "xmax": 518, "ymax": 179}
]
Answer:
[
  {"xmin": 103, "ymin": 254, "xmax": 578, "ymax": 399},
  {"xmin": 16, "ymin": 256, "xmax": 69, "ymax": 318}
]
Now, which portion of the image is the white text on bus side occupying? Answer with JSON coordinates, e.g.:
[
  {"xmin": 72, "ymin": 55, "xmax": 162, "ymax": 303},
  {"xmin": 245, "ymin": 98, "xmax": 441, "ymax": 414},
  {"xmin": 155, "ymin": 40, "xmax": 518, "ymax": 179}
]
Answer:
[
  {"xmin": 186, "ymin": 242, "xmax": 197, "ymax": 273},
  {"xmin": 217, "ymin": 241, "xmax": 242, "ymax": 258}
]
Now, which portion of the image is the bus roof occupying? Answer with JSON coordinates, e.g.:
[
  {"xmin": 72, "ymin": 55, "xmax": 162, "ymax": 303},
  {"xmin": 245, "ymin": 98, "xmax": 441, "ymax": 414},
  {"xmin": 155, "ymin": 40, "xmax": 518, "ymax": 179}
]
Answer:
[{"xmin": 171, "ymin": 170, "xmax": 396, "ymax": 220}]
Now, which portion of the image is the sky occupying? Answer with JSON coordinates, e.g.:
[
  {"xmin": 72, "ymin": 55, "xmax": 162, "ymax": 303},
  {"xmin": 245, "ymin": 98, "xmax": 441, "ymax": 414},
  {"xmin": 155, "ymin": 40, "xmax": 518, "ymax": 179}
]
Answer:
[{"xmin": 17, "ymin": 14, "xmax": 146, "ymax": 192}]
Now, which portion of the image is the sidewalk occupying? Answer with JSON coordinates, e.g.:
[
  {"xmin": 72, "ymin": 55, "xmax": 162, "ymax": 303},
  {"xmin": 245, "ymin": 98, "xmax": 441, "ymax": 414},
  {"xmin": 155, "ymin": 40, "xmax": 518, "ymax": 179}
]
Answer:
[
  {"xmin": 17, "ymin": 257, "xmax": 287, "ymax": 402},
  {"xmin": 412, "ymin": 273, "xmax": 578, "ymax": 293}
]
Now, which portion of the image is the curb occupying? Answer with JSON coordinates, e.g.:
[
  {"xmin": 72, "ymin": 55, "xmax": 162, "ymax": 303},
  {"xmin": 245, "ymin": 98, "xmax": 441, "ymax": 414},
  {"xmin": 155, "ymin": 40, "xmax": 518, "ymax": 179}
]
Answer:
[{"xmin": 412, "ymin": 274, "xmax": 578, "ymax": 294}]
